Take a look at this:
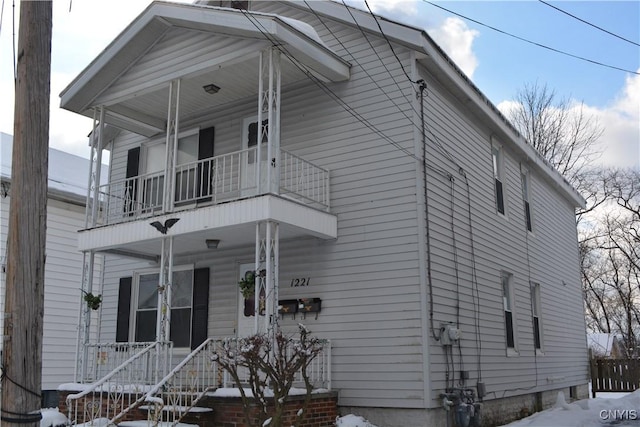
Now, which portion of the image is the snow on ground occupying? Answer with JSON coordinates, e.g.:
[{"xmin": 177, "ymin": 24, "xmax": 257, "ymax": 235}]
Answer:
[
  {"xmin": 501, "ymin": 389, "xmax": 638, "ymax": 427},
  {"xmin": 334, "ymin": 388, "xmax": 639, "ymax": 427},
  {"xmin": 40, "ymin": 408, "xmax": 68, "ymax": 427},
  {"xmin": 41, "ymin": 387, "xmax": 639, "ymax": 427}
]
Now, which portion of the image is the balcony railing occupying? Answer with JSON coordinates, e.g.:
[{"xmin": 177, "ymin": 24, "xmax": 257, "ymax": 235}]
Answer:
[{"xmin": 98, "ymin": 148, "xmax": 329, "ymax": 225}]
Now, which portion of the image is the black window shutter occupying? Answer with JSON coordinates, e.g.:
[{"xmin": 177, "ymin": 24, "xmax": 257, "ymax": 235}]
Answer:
[
  {"xmin": 197, "ymin": 127, "xmax": 215, "ymax": 201},
  {"xmin": 125, "ymin": 147, "xmax": 140, "ymax": 215},
  {"xmin": 191, "ymin": 267, "xmax": 210, "ymax": 349},
  {"xmin": 198, "ymin": 127, "xmax": 215, "ymax": 160},
  {"xmin": 116, "ymin": 277, "xmax": 132, "ymax": 342}
]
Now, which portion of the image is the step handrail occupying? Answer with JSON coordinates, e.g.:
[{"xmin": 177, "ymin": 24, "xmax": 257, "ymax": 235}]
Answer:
[
  {"xmin": 66, "ymin": 341, "xmax": 170, "ymax": 425},
  {"xmin": 143, "ymin": 338, "xmax": 219, "ymax": 425},
  {"xmin": 67, "ymin": 342, "xmax": 158, "ymax": 401}
]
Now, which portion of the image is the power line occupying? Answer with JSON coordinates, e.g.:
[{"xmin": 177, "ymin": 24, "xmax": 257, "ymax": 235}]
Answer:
[
  {"xmin": 422, "ymin": 0, "xmax": 640, "ymax": 76},
  {"xmin": 334, "ymin": 0, "xmax": 462, "ymax": 167},
  {"xmin": 538, "ymin": 0, "xmax": 640, "ymax": 48},
  {"xmin": 362, "ymin": 0, "xmax": 417, "ymax": 85},
  {"xmin": 233, "ymin": 2, "xmax": 420, "ymax": 161}
]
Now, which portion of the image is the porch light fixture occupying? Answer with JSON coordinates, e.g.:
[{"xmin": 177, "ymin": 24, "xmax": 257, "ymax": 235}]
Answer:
[
  {"xmin": 203, "ymin": 83, "xmax": 220, "ymax": 94},
  {"xmin": 206, "ymin": 239, "xmax": 220, "ymax": 249}
]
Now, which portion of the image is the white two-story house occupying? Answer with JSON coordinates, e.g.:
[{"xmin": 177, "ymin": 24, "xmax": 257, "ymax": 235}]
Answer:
[{"xmin": 59, "ymin": 1, "xmax": 589, "ymax": 426}]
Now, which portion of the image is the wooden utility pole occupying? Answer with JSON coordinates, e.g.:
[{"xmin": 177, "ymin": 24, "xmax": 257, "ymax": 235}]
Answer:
[{"xmin": 1, "ymin": 1, "xmax": 52, "ymax": 426}]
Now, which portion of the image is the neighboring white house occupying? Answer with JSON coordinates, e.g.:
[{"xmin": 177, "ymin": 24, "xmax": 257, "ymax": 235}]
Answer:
[
  {"xmin": 58, "ymin": 1, "xmax": 589, "ymax": 426},
  {"xmin": 0, "ymin": 132, "xmax": 105, "ymax": 406}
]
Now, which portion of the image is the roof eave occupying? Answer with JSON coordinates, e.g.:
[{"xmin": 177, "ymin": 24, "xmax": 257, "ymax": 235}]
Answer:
[{"xmin": 60, "ymin": 1, "xmax": 350, "ymax": 115}]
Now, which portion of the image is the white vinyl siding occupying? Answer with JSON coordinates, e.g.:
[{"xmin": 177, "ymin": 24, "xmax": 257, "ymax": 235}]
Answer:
[
  {"xmin": 416, "ymin": 63, "xmax": 587, "ymax": 405},
  {"xmin": 0, "ymin": 196, "xmax": 99, "ymax": 390},
  {"xmin": 103, "ymin": 12, "xmax": 423, "ymax": 409}
]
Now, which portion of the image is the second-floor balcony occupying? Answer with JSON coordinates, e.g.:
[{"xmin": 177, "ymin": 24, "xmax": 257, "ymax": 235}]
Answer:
[{"xmin": 98, "ymin": 147, "xmax": 330, "ymax": 226}]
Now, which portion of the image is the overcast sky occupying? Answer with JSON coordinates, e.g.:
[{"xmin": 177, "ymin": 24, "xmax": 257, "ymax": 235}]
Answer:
[{"xmin": 0, "ymin": 0, "xmax": 638, "ymax": 168}]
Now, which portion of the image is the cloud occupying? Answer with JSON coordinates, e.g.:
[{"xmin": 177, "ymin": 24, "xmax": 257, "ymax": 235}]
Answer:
[
  {"xmin": 427, "ymin": 17, "xmax": 479, "ymax": 79},
  {"xmin": 497, "ymin": 72, "xmax": 640, "ymax": 169},
  {"xmin": 362, "ymin": 0, "xmax": 419, "ymax": 17},
  {"xmin": 345, "ymin": 1, "xmax": 479, "ymax": 79},
  {"xmin": 593, "ymin": 71, "xmax": 640, "ymax": 168}
]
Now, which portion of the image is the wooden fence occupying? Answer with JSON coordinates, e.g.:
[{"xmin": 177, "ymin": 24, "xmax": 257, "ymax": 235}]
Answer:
[{"xmin": 590, "ymin": 358, "xmax": 640, "ymax": 397}]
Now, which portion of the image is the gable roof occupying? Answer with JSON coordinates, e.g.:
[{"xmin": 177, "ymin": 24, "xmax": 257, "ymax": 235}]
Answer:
[
  {"xmin": 60, "ymin": 1, "xmax": 350, "ymax": 117},
  {"xmin": 60, "ymin": 0, "xmax": 583, "ymax": 208}
]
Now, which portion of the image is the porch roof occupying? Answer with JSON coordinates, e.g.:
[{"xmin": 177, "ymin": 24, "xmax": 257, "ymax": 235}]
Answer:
[
  {"xmin": 78, "ymin": 194, "xmax": 337, "ymax": 258},
  {"xmin": 59, "ymin": 1, "xmax": 350, "ymax": 136}
]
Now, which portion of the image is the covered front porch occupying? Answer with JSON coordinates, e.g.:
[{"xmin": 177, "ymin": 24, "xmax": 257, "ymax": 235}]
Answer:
[{"xmin": 58, "ymin": 3, "xmax": 348, "ymax": 424}]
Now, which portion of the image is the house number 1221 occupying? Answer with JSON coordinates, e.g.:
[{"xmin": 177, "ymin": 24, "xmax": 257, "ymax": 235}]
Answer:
[{"xmin": 290, "ymin": 278, "xmax": 310, "ymax": 287}]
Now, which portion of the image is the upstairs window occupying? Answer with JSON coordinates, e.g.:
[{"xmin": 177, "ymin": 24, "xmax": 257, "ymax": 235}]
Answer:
[
  {"xmin": 521, "ymin": 169, "xmax": 532, "ymax": 232},
  {"xmin": 502, "ymin": 272, "xmax": 516, "ymax": 351},
  {"xmin": 531, "ymin": 282, "xmax": 542, "ymax": 351},
  {"xmin": 492, "ymin": 145, "xmax": 505, "ymax": 215}
]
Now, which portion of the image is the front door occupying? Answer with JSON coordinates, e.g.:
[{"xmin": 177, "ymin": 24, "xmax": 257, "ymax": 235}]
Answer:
[{"xmin": 241, "ymin": 116, "xmax": 273, "ymax": 195}]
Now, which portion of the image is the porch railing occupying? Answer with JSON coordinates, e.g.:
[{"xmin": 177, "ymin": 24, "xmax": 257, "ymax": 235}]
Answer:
[
  {"xmin": 82, "ymin": 341, "xmax": 158, "ymax": 383},
  {"xmin": 66, "ymin": 341, "xmax": 172, "ymax": 426},
  {"xmin": 143, "ymin": 337, "xmax": 331, "ymax": 426},
  {"xmin": 97, "ymin": 148, "xmax": 330, "ymax": 225}
]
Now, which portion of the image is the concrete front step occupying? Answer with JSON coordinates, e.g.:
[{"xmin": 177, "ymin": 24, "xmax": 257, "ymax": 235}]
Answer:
[{"xmin": 137, "ymin": 405, "xmax": 215, "ymax": 427}]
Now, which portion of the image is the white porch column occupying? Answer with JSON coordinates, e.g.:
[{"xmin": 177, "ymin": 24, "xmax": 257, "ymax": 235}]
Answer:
[
  {"xmin": 163, "ymin": 79, "xmax": 181, "ymax": 213},
  {"xmin": 257, "ymin": 47, "xmax": 281, "ymax": 194},
  {"xmin": 75, "ymin": 107, "xmax": 105, "ymax": 382},
  {"xmin": 155, "ymin": 235, "xmax": 174, "ymax": 380},
  {"xmin": 253, "ymin": 221, "xmax": 280, "ymax": 337}
]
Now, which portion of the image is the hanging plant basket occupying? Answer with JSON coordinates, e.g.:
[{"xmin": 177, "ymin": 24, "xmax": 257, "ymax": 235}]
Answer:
[
  {"xmin": 238, "ymin": 269, "xmax": 266, "ymax": 299},
  {"xmin": 82, "ymin": 290, "xmax": 102, "ymax": 310},
  {"xmin": 239, "ymin": 271, "xmax": 256, "ymax": 299}
]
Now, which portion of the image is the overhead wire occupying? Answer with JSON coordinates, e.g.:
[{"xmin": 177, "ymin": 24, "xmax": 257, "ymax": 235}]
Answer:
[
  {"xmin": 336, "ymin": 0, "xmax": 461, "ymax": 166},
  {"xmin": 337, "ymin": 1, "xmax": 483, "ymax": 382},
  {"xmin": 422, "ymin": 0, "xmax": 640, "ymax": 76},
  {"xmin": 243, "ymin": 0, "xmax": 486, "ymax": 386},
  {"xmin": 304, "ymin": 1, "xmax": 418, "ymax": 137},
  {"xmin": 362, "ymin": 0, "xmax": 418, "ymax": 85},
  {"xmin": 538, "ymin": 0, "xmax": 640, "ymax": 48},
  {"xmin": 0, "ymin": 0, "xmax": 5, "ymax": 35},
  {"xmin": 231, "ymin": 2, "xmax": 421, "ymax": 162}
]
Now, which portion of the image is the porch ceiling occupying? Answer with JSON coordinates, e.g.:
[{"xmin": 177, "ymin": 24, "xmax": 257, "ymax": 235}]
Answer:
[
  {"xmin": 78, "ymin": 195, "xmax": 337, "ymax": 260},
  {"xmin": 60, "ymin": 1, "xmax": 350, "ymax": 137}
]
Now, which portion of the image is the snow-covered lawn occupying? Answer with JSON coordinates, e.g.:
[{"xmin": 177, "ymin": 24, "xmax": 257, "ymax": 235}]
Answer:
[{"xmin": 41, "ymin": 387, "xmax": 640, "ymax": 427}]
